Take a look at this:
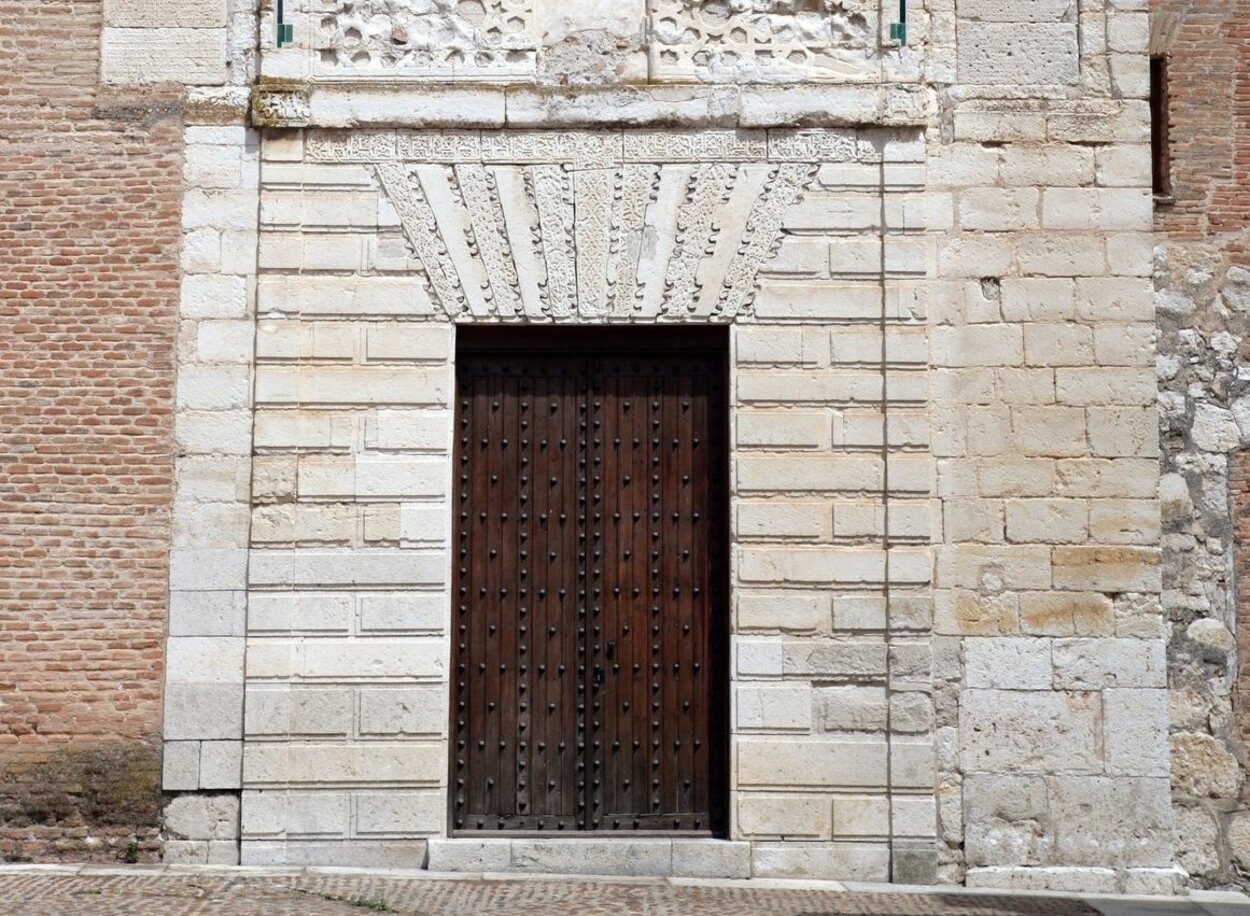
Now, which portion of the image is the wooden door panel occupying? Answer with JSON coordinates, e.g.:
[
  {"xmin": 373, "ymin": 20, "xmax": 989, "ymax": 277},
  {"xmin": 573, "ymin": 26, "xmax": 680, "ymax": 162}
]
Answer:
[
  {"xmin": 452, "ymin": 337, "xmax": 727, "ymax": 836},
  {"xmin": 453, "ymin": 357, "xmax": 584, "ymax": 832}
]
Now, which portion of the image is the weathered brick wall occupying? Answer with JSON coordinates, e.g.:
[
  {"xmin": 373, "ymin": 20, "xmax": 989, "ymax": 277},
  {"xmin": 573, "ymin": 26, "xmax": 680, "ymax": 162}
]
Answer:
[
  {"xmin": 0, "ymin": 0, "xmax": 183, "ymax": 862},
  {"xmin": 1154, "ymin": 1, "xmax": 1250, "ymax": 242},
  {"xmin": 1153, "ymin": 0, "xmax": 1250, "ymax": 888}
]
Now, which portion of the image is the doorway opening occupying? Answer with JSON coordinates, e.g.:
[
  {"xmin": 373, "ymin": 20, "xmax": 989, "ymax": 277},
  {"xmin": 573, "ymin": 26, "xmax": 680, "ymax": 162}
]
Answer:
[{"xmin": 450, "ymin": 327, "xmax": 730, "ymax": 836}]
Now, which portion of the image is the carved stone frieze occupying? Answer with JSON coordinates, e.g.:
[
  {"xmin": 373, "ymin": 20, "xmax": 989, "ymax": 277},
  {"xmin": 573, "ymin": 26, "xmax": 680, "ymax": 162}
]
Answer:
[
  {"xmin": 362, "ymin": 129, "xmax": 852, "ymax": 322},
  {"xmin": 304, "ymin": 0, "xmax": 885, "ymax": 84},
  {"xmin": 649, "ymin": 0, "xmax": 880, "ymax": 83},
  {"xmin": 314, "ymin": 0, "xmax": 537, "ymax": 79}
]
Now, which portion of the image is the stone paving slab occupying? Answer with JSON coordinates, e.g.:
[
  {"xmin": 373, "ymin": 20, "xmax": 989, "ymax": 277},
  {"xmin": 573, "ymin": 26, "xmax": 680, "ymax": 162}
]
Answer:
[{"xmin": 0, "ymin": 868, "xmax": 1247, "ymax": 916}]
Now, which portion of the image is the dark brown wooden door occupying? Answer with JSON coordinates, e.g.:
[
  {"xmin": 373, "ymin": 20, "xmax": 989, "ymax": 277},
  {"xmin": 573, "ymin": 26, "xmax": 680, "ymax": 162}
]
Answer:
[{"xmin": 451, "ymin": 331, "xmax": 727, "ymax": 835}]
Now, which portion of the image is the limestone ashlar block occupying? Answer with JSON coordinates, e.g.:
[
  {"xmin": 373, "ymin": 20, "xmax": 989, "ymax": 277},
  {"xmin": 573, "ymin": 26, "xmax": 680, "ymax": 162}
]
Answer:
[
  {"xmin": 735, "ymin": 501, "xmax": 831, "ymax": 540},
  {"xmin": 735, "ymin": 456, "xmax": 883, "ymax": 495},
  {"xmin": 164, "ymin": 683, "xmax": 244, "ymax": 740},
  {"xmin": 248, "ymin": 548, "xmax": 446, "ymax": 588},
  {"xmin": 741, "ymin": 371, "xmax": 896, "ymax": 406},
  {"xmin": 752, "ymin": 281, "xmax": 882, "ymax": 321},
  {"xmin": 296, "ymin": 455, "xmax": 447, "ymax": 500},
  {"xmin": 243, "ymin": 743, "xmax": 446, "ymax": 786},
  {"xmin": 199, "ymin": 740, "xmax": 243, "ymax": 789},
  {"xmin": 733, "ymin": 326, "xmax": 825, "ymax": 367},
  {"xmin": 301, "ymin": 637, "xmax": 448, "ymax": 680},
  {"xmin": 937, "ymin": 545, "xmax": 1052, "ymax": 591},
  {"xmin": 256, "ymin": 321, "xmax": 356, "ymax": 361},
  {"xmin": 735, "ymin": 591, "xmax": 826, "ymax": 633},
  {"xmin": 163, "ymin": 742, "xmax": 201, "ymax": 792},
  {"xmin": 738, "ymin": 794, "xmax": 832, "ymax": 839},
  {"xmin": 782, "ymin": 639, "xmax": 888, "ymax": 680},
  {"xmin": 260, "ymin": 191, "xmax": 380, "ymax": 229},
  {"xmin": 242, "ymin": 790, "xmax": 351, "ymax": 837},
  {"xmin": 670, "ymin": 840, "xmax": 752, "ymax": 879},
  {"xmin": 1047, "ymin": 102, "xmax": 1151, "ymax": 145},
  {"xmin": 105, "ymin": 0, "xmax": 225, "ymax": 27},
  {"xmin": 367, "ymin": 409, "xmax": 452, "ymax": 451},
  {"xmin": 1017, "ymin": 591, "xmax": 1114, "ymax": 637},
  {"xmin": 1074, "ymin": 277, "xmax": 1153, "ymax": 322},
  {"xmin": 1051, "ymin": 637, "xmax": 1166, "ymax": 690},
  {"xmin": 355, "ymin": 791, "xmax": 443, "ymax": 834},
  {"xmin": 1102, "ymin": 688, "xmax": 1168, "ymax": 778},
  {"xmin": 358, "ymin": 686, "xmax": 447, "ymax": 736},
  {"xmin": 196, "ymin": 319, "xmax": 255, "ymax": 364},
  {"xmin": 255, "ymin": 366, "xmax": 450, "ymax": 407},
  {"xmin": 248, "ymin": 591, "xmax": 354, "ymax": 632},
  {"xmin": 101, "ymin": 27, "xmax": 227, "ymax": 85},
  {"xmin": 244, "ymin": 686, "xmax": 353, "ymax": 737},
  {"xmin": 169, "ymin": 590, "xmax": 247, "ymax": 637},
  {"xmin": 1046, "ymin": 776, "xmax": 1171, "ymax": 868},
  {"xmin": 751, "ymin": 841, "xmax": 890, "ymax": 881},
  {"xmin": 1041, "ymin": 188, "xmax": 1153, "ymax": 232},
  {"xmin": 507, "ymin": 838, "xmax": 671, "ymax": 875},
  {"xmin": 364, "ymin": 324, "xmax": 453, "ymax": 362},
  {"xmin": 813, "ymin": 685, "xmax": 887, "ymax": 732},
  {"xmin": 957, "ymin": 23, "xmax": 1078, "ymax": 85},
  {"xmin": 240, "ymin": 839, "xmax": 428, "ymax": 867},
  {"xmin": 257, "ymin": 276, "xmax": 435, "ymax": 318},
  {"xmin": 1050, "ymin": 545, "xmax": 1161, "ymax": 592},
  {"xmin": 734, "ymin": 685, "xmax": 813, "ymax": 732},
  {"xmin": 734, "ymin": 410, "xmax": 832, "ymax": 450},
  {"xmin": 999, "ymin": 146, "xmax": 1096, "ymax": 188},
  {"xmin": 358, "ymin": 592, "xmax": 447, "ymax": 632},
  {"xmin": 736, "ymin": 737, "xmax": 888, "ymax": 788},
  {"xmin": 177, "ymin": 411, "xmax": 254, "ymax": 458},
  {"xmin": 1087, "ymin": 498, "xmax": 1160, "ymax": 545},
  {"xmin": 959, "ymin": 689, "xmax": 1101, "ymax": 775},
  {"xmin": 962, "ymin": 773, "xmax": 1050, "ymax": 867},
  {"xmin": 964, "ymin": 637, "xmax": 1053, "ymax": 690},
  {"xmin": 737, "ymin": 547, "xmax": 887, "ymax": 585}
]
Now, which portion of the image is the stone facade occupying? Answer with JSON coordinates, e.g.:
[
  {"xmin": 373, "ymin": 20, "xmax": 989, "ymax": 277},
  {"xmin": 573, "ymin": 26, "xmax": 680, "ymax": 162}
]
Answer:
[{"xmin": 5, "ymin": 0, "xmax": 1211, "ymax": 894}]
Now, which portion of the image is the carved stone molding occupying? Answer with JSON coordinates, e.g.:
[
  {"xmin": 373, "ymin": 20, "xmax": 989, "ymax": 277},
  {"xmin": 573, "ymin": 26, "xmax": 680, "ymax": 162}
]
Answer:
[{"xmin": 354, "ymin": 129, "xmax": 876, "ymax": 323}]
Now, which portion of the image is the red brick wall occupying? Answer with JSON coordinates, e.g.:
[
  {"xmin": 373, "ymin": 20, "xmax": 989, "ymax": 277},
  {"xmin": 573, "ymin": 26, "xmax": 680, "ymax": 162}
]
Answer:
[
  {"xmin": 0, "ymin": 0, "xmax": 182, "ymax": 862},
  {"xmin": 1155, "ymin": 1, "xmax": 1250, "ymax": 241}
]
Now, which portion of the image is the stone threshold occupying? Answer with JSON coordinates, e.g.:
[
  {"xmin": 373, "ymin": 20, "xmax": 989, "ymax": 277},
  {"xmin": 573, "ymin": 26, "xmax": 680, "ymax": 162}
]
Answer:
[
  {"xmin": 251, "ymin": 82, "xmax": 929, "ymax": 130},
  {"xmin": 427, "ymin": 837, "xmax": 751, "ymax": 879}
]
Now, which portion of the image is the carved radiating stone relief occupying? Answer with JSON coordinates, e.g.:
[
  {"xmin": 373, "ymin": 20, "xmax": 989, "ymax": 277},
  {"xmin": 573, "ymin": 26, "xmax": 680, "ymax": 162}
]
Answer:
[
  {"xmin": 315, "ymin": 0, "xmax": 536, "ymax": 78},
  {"xmin": 309, "ymin": 0, "xmax": 882, "ymax": 83},
  {"xmin": 361, "ymin": 130, "xmax": 833, "ymax": 322}
]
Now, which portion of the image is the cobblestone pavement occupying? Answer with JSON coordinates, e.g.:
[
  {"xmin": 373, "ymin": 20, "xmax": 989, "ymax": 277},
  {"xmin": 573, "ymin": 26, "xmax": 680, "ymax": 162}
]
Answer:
[{"xmin": 0, "ymin": 869, "xmax": 1248, "ymax": 916}]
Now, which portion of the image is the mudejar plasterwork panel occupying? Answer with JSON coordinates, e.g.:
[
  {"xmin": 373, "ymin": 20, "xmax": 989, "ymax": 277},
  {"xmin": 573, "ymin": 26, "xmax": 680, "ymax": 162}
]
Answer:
[{"xmin": 356, "ymin": 130, "xmax": 831, "ymax": 322}]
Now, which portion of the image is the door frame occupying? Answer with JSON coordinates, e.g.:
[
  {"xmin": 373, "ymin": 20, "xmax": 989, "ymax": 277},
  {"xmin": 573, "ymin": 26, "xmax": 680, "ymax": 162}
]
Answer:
[{"xmin": 448, "ymin": 324, "xmax": 732, "ymax": 838}]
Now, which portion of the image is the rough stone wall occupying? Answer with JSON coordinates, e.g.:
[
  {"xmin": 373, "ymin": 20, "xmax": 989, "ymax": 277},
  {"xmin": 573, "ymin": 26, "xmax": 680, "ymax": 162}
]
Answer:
[
  {"xmin": 1153, "ymin": 0, "xmax": 1250, "ymax": 890},
  {"xmin": 0, "ymin": 0, "xmax": 184, "ymax": 862}
]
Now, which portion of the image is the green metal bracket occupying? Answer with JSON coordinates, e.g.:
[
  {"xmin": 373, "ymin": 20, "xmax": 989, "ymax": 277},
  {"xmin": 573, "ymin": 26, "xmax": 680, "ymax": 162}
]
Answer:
[
  {"xmin": 889, "ymin": 0, "xmax": 907, "ymax": 44},
  {"xmin": 276, "ymin": 0, "xmax": 292, "ymax": 46}
]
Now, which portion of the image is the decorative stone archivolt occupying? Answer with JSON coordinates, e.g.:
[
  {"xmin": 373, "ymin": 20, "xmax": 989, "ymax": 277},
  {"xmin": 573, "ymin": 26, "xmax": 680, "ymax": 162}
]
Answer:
[{"xmin": 328, "ymin": 129, "xmax": 849, "ymax": 321}]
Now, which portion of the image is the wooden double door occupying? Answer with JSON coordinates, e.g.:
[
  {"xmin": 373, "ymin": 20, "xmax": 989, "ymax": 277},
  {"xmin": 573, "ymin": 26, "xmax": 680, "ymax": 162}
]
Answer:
[{"xmin": 451, "ymin": 329, "xmax": 728, "ymax": 835}]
